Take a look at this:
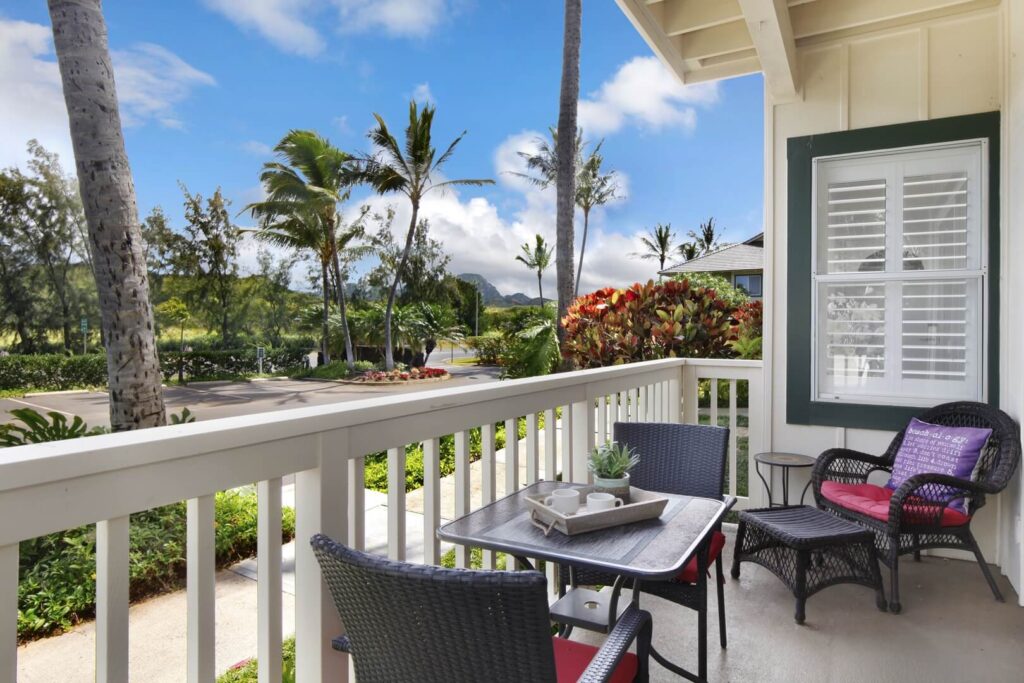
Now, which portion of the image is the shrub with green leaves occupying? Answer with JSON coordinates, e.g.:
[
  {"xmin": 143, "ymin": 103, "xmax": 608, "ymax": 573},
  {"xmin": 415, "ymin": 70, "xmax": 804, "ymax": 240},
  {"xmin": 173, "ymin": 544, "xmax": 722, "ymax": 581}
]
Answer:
[
  {"xmin": 0, "ymin": 408, "xmax": 106, "ymax": 445},
  {"xmin": 0, "ymin": 354, "xmax": 108, "ymax": 392}
]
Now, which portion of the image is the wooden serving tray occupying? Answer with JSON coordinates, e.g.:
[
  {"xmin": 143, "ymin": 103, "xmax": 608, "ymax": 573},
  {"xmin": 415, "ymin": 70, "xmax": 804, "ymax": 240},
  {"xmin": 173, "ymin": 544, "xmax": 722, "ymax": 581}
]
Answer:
[{"xmin": 525, "ymin": 486, "xmax": 669, "ymax": 537}]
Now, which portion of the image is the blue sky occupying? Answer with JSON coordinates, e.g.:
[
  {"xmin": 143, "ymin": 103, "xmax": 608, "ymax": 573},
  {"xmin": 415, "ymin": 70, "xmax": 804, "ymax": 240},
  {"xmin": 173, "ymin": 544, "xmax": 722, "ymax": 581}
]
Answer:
[{"xmin": 0, "ymin": 0, "xmax": 763, "ymax": 295}]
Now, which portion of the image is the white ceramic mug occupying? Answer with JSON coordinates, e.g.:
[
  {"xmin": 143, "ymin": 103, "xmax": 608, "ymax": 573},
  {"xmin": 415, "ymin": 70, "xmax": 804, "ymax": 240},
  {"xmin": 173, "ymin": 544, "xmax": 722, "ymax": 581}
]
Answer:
[
  {"xmin": 587, "ymin": 492, "xmax": 624, "ymax": 511},
  {"xmin": 544, "ymin": 488, "xmax": 580, "ymax": 515}
]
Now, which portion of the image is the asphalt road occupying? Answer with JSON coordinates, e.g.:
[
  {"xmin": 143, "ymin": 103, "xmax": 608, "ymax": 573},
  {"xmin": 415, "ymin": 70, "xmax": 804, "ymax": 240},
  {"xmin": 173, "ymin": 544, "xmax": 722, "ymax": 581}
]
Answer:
[{"xmin": 0, "ymin": 362, "xmax": 500, "ymax": 428}]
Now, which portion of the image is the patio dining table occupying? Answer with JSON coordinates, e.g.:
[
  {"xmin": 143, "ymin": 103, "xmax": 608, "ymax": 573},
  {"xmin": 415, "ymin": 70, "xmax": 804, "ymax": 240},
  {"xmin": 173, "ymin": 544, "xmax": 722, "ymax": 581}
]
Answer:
[{"xmin": 437, "ymin": 480, "xmax": 732, "ymax": 682}]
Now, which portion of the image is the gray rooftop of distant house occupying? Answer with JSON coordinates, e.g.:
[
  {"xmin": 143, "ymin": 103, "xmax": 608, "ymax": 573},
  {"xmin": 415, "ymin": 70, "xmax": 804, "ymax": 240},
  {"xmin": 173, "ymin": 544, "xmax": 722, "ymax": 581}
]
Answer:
[{"xmin": 660, "ymin": 233, "xmax": 764, "ymax": 275}]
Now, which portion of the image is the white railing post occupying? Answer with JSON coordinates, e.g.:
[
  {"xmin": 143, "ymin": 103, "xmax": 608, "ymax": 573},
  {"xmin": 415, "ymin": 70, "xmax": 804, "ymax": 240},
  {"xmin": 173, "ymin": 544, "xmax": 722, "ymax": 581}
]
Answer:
[
  {"xmin": 571, "ymin": 400, "xmax": 595, "ymax": 484},
  {"xmin": 454, "ymin": 431, "xmax": 471, "ymax": 568},
  {"xmin": 560, "ymin": 406, "xmax": 574, "ymax": 481},
  {"xmin": 681, "ymin": 363, "xmax": 699, "ymax": 424},
  {"xmin": 258, "ymin": 479, "xmax": 283, "ymax": 683},
  {"xmin": 387, "ymin": 447, "xmax": 406, "ymax": 561},
  {"xmin": 1, "ymin": 543, "xmax": 17, "ymax": 683},
  {"xmin": 422, "ymin": 438, "xmax": 441, "ymax": 566},
  {"xmin": 728, "ymin": 380, "xmax": 739, "ymax": 499},
  {"xmin": 96, "ymin": 516, "xmax": 130, "ymax": 683},
  {"xmin": 747, "ymin": 371, "xmax": 767, "ymax": 506},
  {"xmin": 525, "ymin": 414, "xmax": 539, "ymax": 485},
  {"xmin": 348, "ymin": 457, "xmax": 365, "ymax": 551},
  {"xmin": 295, "ymin": 432, "xmax": 349, "ymax": 683},
  {"xmin": 187, "ymin": 496, "xmax": 216, "ymax": 683}
]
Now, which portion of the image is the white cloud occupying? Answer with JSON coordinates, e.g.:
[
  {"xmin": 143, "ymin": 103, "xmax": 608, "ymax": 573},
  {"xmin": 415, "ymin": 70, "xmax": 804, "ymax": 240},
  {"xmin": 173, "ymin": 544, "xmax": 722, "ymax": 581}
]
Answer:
[
  {"xmin": 493, "ymin": 129, "xmax": 548, "ymax": 194},
  {"xmin": 411, "ymin": 82, "xmax": 435, "ymax": 106},
  {"xmin": 578, "ymin": 56, "xmax": 720, "ymax": 136},
  {"xmin": 332, "ymin": 115, "xmax": 352, "ymax": 135},
  {"xmin": 201, "ymin": 0, "xmax": 325, "ymax": 57},
  {"xmin": 0, "ymin": 19, "xmax": 214, "ymax": 170},
  {"xmin": 241, "ymin": 140, "xmax": 273, "ymax": 156},
  {"xmin": 334, "ymin": 0, "xmax": 450, "ymax": 38},
  {"xmin": 111, "ymin": 44, "xmax": 215, "ymax": 129}
]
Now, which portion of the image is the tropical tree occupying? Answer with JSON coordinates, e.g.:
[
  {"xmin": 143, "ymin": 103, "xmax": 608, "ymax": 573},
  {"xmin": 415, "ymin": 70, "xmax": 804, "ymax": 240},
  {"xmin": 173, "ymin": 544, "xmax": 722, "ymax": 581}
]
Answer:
[
  {"xmin": 678, "ymin": 241, "xmax": 700, "ymax": 262},
  {"xmin": 48, "ymin": 0, "xmax": 166, "ymax": 429},
  {"xmin": 156, "ymin": 297, "xmax": 189, "ymax": 383},
  {"xmin": 515, "ymin": 234, "xmax": 554, "ymax": 307},
  {"xmin": 353, "ymin": 102, "xmax": 493, "ymax": 370},
  {"xmin": 179, "ymin": 186, "xmax": 240, "ymax": 344},
  {"xmin": 556, "ymin": 0, "xmax": 582, "ymax": 356},
  {"xmin": 636, "ymin": 223, "xmax": 677, "ymax": 274},
  {"xmin": 573, "ymin": 143, "xmax": 617, "ymax": 297},
  {"xmin": 246, "ymin": 130, "xmax": 359, "ymax": 370},
  {"xmin": 417, "ymin": 303, "xmax": 465, "ymax": 364},
  {"xmin": 689, "ymin": 216, "xmax": 723, "ymax": 255}
]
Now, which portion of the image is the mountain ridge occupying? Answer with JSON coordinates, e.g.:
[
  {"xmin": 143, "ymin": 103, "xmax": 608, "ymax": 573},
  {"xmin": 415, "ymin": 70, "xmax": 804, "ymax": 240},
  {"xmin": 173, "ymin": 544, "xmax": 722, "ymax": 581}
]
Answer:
[{"xmin": 457, "ymin": 273, "xmax": 543, "ymax": 308}]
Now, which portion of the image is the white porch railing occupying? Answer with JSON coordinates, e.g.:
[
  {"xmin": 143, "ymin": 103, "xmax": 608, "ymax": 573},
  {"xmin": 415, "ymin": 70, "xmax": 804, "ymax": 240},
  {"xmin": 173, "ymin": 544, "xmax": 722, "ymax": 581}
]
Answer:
[{"xmin": 0, "ymin": 357, "xmax": 763, "ymax": 683}]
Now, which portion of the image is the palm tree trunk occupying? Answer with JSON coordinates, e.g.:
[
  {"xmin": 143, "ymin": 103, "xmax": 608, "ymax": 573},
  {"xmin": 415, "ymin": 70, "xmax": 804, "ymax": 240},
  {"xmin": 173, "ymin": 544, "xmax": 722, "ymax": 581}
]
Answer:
[
  {"xmin": 556, "ymin": 0, "xmax": 582, "ymax": 367},
  {"xmin": 320, "ymin": 263, "xmax": 331, "ymax": 365},
  {"xmin": 384, "ymin": 206, "xmax": 419, "ymax": 370},
  {"xmin": 48, "ymin": 0, "xmax": 166, "ymax": 430},
  {"xmin": 574, "ymin": 208, "xmax": 590, "ymax": 299},
  {"xmin": 330, "ymin": 246, "xmax": 355, "ymax": 372},
  {"xmin": 537, "ymin": 271, "xmax": 544, "ymax": 308}
]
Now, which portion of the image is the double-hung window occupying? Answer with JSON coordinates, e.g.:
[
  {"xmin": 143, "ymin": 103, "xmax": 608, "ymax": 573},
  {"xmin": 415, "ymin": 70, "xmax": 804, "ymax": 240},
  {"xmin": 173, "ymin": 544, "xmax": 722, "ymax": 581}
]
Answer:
[{"xmin": 811, "ymin": 140, "xmax": 987, "ymax": 407}]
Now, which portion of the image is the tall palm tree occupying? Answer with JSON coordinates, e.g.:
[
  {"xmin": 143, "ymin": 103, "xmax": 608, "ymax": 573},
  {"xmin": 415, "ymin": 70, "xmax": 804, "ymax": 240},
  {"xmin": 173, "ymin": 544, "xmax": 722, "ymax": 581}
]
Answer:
[
  {"xmin": 246, "ymin": 131, "xmax": 360, "ymax": 370},
  {"xmin": 556, "ymin": 0, "xmax": 582, "ymax": 357},
  {"xmin": 47, "ymin": 0, "xmax": 166, "ymax": 430},
  {"xmin": 515, "ymin": 234, "xmax": 554, "ymax": 307},
  {"xmin": 354, "ymin": 102, "xmax": 493, "ymax": 370},
  {"xmin": 510, "ymin": 126, "xmax": 582, "ymax": 189},
  {"xmin": 635, "ymin": 223, "xmax": 677, "ymax": 275},
  {"xmin": 573, "ymin": 143, "xmax": 617, "ymax": 297},
  {"xmin": 690, "ymin": 216, "xmax": 722, "ymax": 255}
]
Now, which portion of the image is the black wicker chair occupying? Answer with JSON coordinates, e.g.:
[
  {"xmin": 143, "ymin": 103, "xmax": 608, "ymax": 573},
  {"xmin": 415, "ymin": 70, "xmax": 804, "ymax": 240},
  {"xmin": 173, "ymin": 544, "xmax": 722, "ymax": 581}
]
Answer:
[
  {"xmin": 812, "ymin": 401, "xmax": 1021, "ymax": 614},
  {"xmin": 559, "ymin": 422, "xmax": 730, "ymax": 682},
  {"xmin": 311, "ymin": 534, "xmax": 652, "ymax": 683}
]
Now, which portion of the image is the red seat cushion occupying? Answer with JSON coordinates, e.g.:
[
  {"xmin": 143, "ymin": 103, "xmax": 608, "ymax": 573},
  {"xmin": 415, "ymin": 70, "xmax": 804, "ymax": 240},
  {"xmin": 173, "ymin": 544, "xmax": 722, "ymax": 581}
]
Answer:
[
  {"xmin": 675, "ymin": 530, "xmax": 726, "ymax": 584},
  {"xmin": 820, "ymin": 481, "xmax": 970, "ymax": 527},
  {"xmin": 553, "ymin": 636, "xmax": 638, "ymax": 683}
]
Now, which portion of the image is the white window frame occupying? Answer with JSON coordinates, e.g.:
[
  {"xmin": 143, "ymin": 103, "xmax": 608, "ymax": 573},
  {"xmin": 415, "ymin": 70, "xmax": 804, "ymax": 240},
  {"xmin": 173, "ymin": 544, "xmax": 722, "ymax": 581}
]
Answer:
[{"xmin": 810, "ymin": 139, "xmax": 989, "ymax": 408}]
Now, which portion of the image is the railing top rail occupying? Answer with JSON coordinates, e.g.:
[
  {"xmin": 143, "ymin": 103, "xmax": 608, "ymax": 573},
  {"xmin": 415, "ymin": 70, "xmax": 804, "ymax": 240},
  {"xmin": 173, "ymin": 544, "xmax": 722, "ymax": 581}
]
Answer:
[{"xmin": 0, "ymin": 358, "xmax": 696, "ymax": 493}]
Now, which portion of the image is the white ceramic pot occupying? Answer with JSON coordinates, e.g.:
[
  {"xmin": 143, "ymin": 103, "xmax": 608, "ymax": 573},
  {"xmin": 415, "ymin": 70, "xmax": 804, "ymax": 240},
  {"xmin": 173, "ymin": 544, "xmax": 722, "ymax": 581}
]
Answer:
[{"xmin": 593, "ymin": 472, "xmax": 630, "ymax": 501}]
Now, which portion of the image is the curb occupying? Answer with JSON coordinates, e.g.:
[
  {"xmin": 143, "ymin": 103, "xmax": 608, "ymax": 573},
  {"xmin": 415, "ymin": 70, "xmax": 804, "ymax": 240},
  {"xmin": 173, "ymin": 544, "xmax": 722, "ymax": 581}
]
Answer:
[{"xmin": 23, "ymin": 389, "xmax": 97, "ymax": 398}]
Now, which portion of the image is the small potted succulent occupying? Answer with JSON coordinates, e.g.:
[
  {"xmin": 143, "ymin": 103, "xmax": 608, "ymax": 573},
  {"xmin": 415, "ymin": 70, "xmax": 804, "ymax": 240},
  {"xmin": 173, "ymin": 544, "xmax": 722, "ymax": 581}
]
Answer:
[{"xmin": 588, "ymin": 440, "xmax": 640, "ymax": 500}]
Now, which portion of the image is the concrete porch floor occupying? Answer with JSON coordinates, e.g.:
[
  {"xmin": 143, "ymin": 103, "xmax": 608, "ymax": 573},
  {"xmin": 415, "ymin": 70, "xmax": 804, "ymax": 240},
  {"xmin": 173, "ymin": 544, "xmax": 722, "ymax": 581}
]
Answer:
[{"xmin": 573, "ymin": 526, "xmax": 1024, "ymax": 682}]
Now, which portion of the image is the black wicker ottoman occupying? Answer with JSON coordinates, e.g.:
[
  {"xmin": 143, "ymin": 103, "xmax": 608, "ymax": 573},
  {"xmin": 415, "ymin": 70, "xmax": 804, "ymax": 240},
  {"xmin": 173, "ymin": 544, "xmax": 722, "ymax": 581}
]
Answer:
[{"xmin": 730, "ymin": 506, "xmax": 887, "ymax": 624}]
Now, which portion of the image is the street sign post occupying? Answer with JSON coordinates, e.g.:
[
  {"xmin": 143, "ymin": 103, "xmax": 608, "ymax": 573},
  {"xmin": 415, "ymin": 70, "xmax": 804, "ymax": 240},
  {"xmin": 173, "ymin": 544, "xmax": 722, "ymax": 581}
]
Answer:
[
  {"xmin": 80, "ymin": 317, "xmax": 88, "ymax": 354},
  {"xmin": 256, "ymin": 346, "xmax": 265, "ymax": 375}
]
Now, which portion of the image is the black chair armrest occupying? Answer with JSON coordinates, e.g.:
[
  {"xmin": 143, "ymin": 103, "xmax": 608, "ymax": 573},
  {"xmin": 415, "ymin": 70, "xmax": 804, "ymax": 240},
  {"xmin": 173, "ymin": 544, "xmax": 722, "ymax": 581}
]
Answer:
[
  {"xmin": 888, "ymin": 473, "xmax": 986, "ymax": 529},
  {"xmin": 812, "ymin": 448, "xmax": 891, "ymax": 498},
  {"xmin": 577, "ymin": 604, "xmax": 652, "ymax": 683},
  {"xmin": 331, "ymin": 634, "xmax": 351, "ymax": 653}
]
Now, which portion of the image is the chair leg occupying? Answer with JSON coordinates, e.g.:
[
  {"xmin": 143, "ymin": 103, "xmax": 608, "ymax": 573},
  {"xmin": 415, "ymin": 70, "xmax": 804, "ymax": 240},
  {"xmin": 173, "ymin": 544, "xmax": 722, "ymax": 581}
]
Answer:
[
  {"xmin": 697, "ymin": 584, "xmax": 708, "ymax": 681},
  {"xmin": 636, "ymin": 614, "xmax": 653, "ymax": 683},
  {"xmin": 730, "ymin": 520, "xmax": 746, "ymax": 580},
  {"xmin": 964, "ymin": 531, "xmax": 1005, "ymax": 602},
  {"xmin": 716, "ymin": 554, "xmax": 727, "ymax": 649},
  {"xmin": 888, "ymin": 545, "xmax": 901, "ymax": 615}
]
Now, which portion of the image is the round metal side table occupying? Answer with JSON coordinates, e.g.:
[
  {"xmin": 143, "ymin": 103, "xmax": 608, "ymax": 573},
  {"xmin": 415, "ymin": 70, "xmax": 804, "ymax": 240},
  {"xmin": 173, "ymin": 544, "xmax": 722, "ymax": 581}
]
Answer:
[{"xmin": 754, "ymin": 451, "xmax": 816, "ymax": 507}]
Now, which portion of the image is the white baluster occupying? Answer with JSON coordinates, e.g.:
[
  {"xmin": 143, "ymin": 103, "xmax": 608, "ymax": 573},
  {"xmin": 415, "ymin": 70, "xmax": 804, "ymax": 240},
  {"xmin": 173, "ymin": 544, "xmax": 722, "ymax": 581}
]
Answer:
[
  {"xmin": 667, "ymin": 369, "xmax": 682, "ymax": 423},
  {"xmin": 608, "ymin": 393, "xmax": 619, "ymax": 435},
  {"xmin": 187, "ymin": 496, "xmax": 215, "ymax": 683},
  {"xmin": 729, "ymin": 379, "xmax": 739, "ymax": 499},
  {"xmin": 481, "ymin": 423, "xmax": 496, "ymax": 568},
  {"xmin": 560, "ymin": 406, "xmax": 573, "ymax": 482},
  {"xmin": 348, "ymin": 457, "xmax": 365, "ymax": 551},
  {"xmin": 1, "ymin": 544, "xmax": 17, "ymax": 683},
  {"xmin": 387, "ymin": 447, "xmax": 406, "ymax": 561},
  {"xmin": 504, "ymin": 418, "xmax": 519, "ymax": 496},
  {"xmin": 96, "ymin": 516, "xmax": 129, "ymax": 683},
  {"xmin": 543, "ymin": 409, "xmax": 557, "ymax": 481},
  {"xmin": 422, "ymin": 438, "xmax": 441, "ymax": 566},
  {"xmin": 638, "ymin": 386, "xmax": 647, "ymax": 423},
  {"xmin": 597, "ymin": 396, "xmax": 608, "ymax": 445},
  {"xmin": 711, "ymin": 378, "xmax": 719, "ymax": 430},
  {"xmin": 258, "ymin": 479, "xmax": 283, "ymax": 683},
  {"xmin": 682, "ymin": 364, "xmax": 699, "ymax": 424},
  {"xmin": 618, "ymin": 391, "xmax": 628, "ymax": 424},
  {"xmin": 526, "ymin": 413, "xmax": 539, "ymax": 485},
  {"xmin": 454, "ymin": 431, "xmax": 471, "ymax": 568}
]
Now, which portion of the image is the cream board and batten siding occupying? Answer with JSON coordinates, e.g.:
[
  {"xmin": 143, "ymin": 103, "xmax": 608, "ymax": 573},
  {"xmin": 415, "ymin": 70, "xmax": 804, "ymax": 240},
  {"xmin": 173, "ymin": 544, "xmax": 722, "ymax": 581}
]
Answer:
[{"xmin": 765, "ymin": 8, "xmax": 1012, "ymax": 573}]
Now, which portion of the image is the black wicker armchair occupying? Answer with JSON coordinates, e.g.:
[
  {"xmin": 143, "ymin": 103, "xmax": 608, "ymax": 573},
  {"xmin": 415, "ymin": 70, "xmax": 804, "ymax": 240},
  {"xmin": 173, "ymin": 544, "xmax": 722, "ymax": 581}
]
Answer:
[
  {"xmin": 812, "ymin": 401, "xmax": 1021, "ymax": 614},
  {"xmin": 311, "ymin": 534, "xmax": 652, "ymax": 683},
  {"xmin": 559, "ymin": 422, "xmax": 730, "ymax": 682}
]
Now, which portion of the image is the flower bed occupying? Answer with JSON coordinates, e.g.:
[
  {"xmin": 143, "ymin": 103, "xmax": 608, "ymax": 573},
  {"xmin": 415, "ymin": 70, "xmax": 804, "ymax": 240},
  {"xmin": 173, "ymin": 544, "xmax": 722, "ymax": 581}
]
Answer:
[{"xmin": 348, "ymin": 367, "xmax": 451, "ymax": 384}]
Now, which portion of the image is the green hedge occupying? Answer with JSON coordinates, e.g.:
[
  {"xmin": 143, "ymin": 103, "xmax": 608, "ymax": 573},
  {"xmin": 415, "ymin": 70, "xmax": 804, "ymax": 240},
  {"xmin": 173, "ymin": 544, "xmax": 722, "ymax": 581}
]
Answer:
[
  {"xmin": 0, "ymin": 354, "xmax": 108, "ymax": 391},
  {"xmin": 160, "ymin": 348, "xmax": 309, "ymax": 381},
  {"xmin": 18, "ymin": 488, "xmax": 296, "ymax": 641}
]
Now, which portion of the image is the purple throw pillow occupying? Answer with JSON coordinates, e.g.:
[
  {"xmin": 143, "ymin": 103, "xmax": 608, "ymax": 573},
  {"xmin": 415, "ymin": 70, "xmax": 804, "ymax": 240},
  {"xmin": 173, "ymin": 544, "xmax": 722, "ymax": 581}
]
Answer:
[{"xmin": 886, "ymin": 418, "xmax": 991, "ymax": 513}]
